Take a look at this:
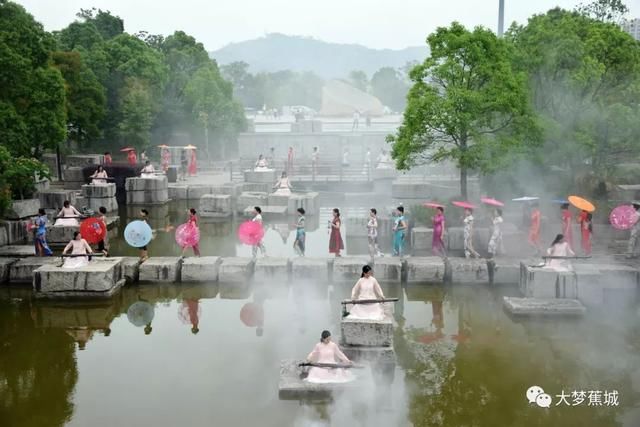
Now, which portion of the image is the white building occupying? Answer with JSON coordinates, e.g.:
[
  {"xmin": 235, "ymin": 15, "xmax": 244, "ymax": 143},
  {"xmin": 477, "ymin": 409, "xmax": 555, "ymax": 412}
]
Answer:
[{"xmin": 622, "ymin": 18, "xmax": 640, "ymax": 41}]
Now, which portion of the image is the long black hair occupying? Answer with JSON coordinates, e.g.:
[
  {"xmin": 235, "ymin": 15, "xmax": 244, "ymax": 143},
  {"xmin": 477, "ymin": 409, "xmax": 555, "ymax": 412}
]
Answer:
[
  {"xmin": 551, "ymin": 234, "xmax": 564, "ymax": 246},
  {"xmin": 333, "ymin": 208, "xmax": 340, "ymax": 217},
  {"xmin": 361, "ymin": 264, "xmax": 372, "ymax": 278},
  {"xmin": 320, "ymin": 330, "xmax": 331, "ymax": 342}
]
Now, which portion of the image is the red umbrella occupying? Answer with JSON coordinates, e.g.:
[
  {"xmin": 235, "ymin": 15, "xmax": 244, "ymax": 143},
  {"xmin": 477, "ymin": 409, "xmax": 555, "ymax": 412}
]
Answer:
[
  {"xmin": 610, "ymin": 205, "xmax": 638, "ymax": 230},
  {"xmin": 120, "ymin": 147, "xmax": 135, "ymax": 152},
  {"xmin": 480, "ymin": 197, "xmax": 504, "ymax": 207},
  {"xmin": 452, "ymin": 201, "xmax": 477, "ymax": 209},
  {"xmin": 238, "ymin": 220, "xmax": 264, "ymax": 245},
  {"xmin": 80, "ymin": 218, "xmax": 106, "ymax": 244},
  {"xmin": 423, "ymin": 202, "xmax": 444, "ymax": 209},
  {"xmin": 240, "ymin": 302, "xmax": 263, "ymax": 327}
]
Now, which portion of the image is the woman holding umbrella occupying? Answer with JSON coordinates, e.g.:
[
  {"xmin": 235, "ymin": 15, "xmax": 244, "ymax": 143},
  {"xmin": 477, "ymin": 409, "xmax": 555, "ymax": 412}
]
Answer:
[
  {"xmin": 487, "ymin": 209, "xmax": 504, "ymax": 258},
  {"xmin": 329, "ymin": 208, "xmax": 344, "ymax": 257},
  {"xmin": 431, "ymin": 206, "xmax": 446, "ymax": 257},
  {"xmin": 528, "ymin": 201, "xmax": 542, "ymax": 254},
  {"xmin": 577, "ymin": 210, "xmax": 593, "ymax": 256},
  {"xmin": 126, "ymin": 148, "xmax": 137, "ymax": 166}
]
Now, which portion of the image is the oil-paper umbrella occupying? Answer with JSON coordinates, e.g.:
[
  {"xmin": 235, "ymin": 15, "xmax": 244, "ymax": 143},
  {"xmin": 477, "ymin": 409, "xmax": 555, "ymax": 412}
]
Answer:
[
  {"xmin": 238, "ymin": 220, "xmax": 264, "ymax": 245},
  {"xmin": 124, "ymin": 220, "xmax": 153, "ymax": 248},
  {"xmin": 80, "ymin": 217, "xmax": 107, "ymax": 244},
  {"xmin": 452, "ymin": 201, "xmax": 477, "ymax": 209},
  {"xmin": 175, "ymin": 223, "xmax": 200, "ymax": 247},
  {"xmin": 480, "ymin": 197, "xmax": 505, "ymax": 207},
  {"xmin": 423, "ymin": 202, "xmax": 445, "ymax": 209},
  {"xmin": 568, "ymin": 195, "xmax": 596, "ymax": 213},
  {"xmin": 609, "ymin": 205, "xmax": 639, "ymax": 230},
  {"xmin": 240, "ymin": 302, "xmax": 264, "ymax": 327}
]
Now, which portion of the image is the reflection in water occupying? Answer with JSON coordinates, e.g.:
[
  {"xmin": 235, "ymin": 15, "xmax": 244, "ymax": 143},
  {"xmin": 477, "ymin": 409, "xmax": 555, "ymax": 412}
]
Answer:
[
  {"xmin": 126, "ymin": 301, "xmax": 155, "ymax": 335},
  {"xmin": 179, "ymin": 299, "xmax": 201, "ymax": 334}
]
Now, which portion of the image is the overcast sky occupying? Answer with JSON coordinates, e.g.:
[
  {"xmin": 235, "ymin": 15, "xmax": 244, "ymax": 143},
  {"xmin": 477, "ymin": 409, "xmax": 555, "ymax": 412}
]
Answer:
[{"xmin": 14, "ymin": 0, "xmax": 640, "ymax": 51}]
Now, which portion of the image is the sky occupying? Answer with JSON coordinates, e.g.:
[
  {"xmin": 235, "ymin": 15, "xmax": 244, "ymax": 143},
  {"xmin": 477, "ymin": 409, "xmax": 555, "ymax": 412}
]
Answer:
[{"xmin": 14, "ymin": 0, "xmax": 640, "ymax": 51}]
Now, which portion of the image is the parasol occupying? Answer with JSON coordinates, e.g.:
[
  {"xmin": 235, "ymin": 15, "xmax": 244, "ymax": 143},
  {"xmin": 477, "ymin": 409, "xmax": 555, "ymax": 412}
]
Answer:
[
  {"xmin": 512, "ymin": 196, "xmax": 539, "ymax": 202},
  {"xmin": 79, "ymin": 217, "xmax": 107, "ymax": 244},
  {"xmin": 452, "ymin": 201, "xmax": 477, "ymax": 209},
  {"xmin": 175, "ymin": 223, "xmax": 200, "ymax": 247},
  {"xmin": 183, "ymin": 145, "xmax": 197, "ymax": 150},
  {"xmin": 480, "ymin": 196, "xmax": 505, "ymax": 207},
  {"xmin": 423, "ymin": 202, "xmax": 444, "ymax": 209},
  {"xmin": 238, "ymin": 220, "xmax": 265, "ymax": 245},
  {"xmin": 610, "ymin": 205, "xmax": 639, "ymax": 230},
  {"xmin": 568, "ymin": 195, "xmax": 596, "ymax": 213},
  {"xmin": 240, "ymin": 302, "xmax": 264, "ymax": 327},
  {"xmin": 120, "ymin": 147, "xmax": 135, "ymax": 152},
  {"xmin": 126, "ymin": 301, "xmax": 155, "ymax": 327},
  {"xmin": 124, "ymin": 220, "xmax": 153, "ymax": 248}
]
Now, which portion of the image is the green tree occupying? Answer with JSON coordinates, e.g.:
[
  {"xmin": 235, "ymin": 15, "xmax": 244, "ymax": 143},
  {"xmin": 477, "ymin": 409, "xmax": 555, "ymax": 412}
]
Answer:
[
  {"xmin": 348, "ymin": 70, "xmax": 369, "ymax": 92},
  {"xmin": 370, "ymin": 67, "xmax": 409, "ymax": 112},
  {"xmin": 389, "ymin": 22, "xmax": 541, "ymax": 198},
  {"xmin": 576, "ymin": 0, "xmax": 629, "ymax": 23},
  {"xmin": 0, "ymin": 0, "xmax": 67, "ymax": 158},
  {"xmin": 76, "ymin": 8, "xmax": 124, "ymax": 40}
]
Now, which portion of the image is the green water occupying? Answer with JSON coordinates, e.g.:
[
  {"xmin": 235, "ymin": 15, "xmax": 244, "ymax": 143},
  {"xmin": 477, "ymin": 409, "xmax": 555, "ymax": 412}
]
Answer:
[{"xmin": 1, "ymin": 281, "xmax": 638, "ymax": 427}]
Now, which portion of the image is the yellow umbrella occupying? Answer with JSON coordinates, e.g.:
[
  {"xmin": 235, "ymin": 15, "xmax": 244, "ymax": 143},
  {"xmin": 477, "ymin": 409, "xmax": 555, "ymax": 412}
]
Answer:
[{"xmin": 568, "ymin": 195, "xmax": 595, "ymax": 212}]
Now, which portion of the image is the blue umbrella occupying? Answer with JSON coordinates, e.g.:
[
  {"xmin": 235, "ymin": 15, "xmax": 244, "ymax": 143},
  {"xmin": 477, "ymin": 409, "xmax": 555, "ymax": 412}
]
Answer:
[{"xmin": 124, "ymin": 220, "xmax": 153, "ymax": 248}]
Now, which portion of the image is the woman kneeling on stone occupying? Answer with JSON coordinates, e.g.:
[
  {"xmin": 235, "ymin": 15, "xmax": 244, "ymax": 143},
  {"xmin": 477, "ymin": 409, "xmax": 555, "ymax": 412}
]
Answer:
[
  {"xmin": 62, "ymin": 231, "xmax": 93, "ymax": 269},
  {"xmin": 347, "ymin": 265, "xmax": 386, "ymax": 321},
  {"xmin": 304, "ymin": 330, "xmax": 354, "ymax": 384}
]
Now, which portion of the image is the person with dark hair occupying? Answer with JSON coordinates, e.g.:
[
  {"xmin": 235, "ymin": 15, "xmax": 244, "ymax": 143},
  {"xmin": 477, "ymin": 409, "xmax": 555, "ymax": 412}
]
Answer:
[
  {"xmin": 103, "ymin": 152, "xmax": 112, "ymax": 166},
  {"xmin": 140, "ymin": 209, "xmax": 150, "ymax": 262},
  {"xmin": 329, "ymin": 208, "xmax": 344, "ymax": 257},
  {"xmin": 561, "ymin": 203, "xmax": 574, "ymax": 250},
  {"xmin": 488, "ymin": 208, "xmax": 504, "ymax": 258},
  {"xmin": 367, "ymin": 208, "xmax": 383, "ymax": 258},
  {"xmin": 97, "ymin": 206, "xmax": 109, "ymax": 256},
  {"xmin": 626, "ymin": 202, "xmax": 640, "ymax": 258},
  {"xmin": 181, "ymin": 208, "xmax": 201, "ymax": 257},
  {"xmin": 141, "ymin": 160, "xmax": 155, "ymax": 178},
  {"xmin": 463, "ymin": 208, "xmax": 480, "ymax": 258},
  {"xmin": 56, "ymin": 200, "xmax": 82, "ymax": 227},
  {"xmin": 346, "ymin": 265, "xmax": 385, "ymax": 320},
  {"xmin": 528, "ymin": 201, "xmax": 542, "ymax": 254},
  {"xmin": 62, "ymin": 231, "xmax": 93, "ymax": 269},
  {"xmin": 294, "ymin": 207, "xmax": 306, "ymax": 256},
  {"xmin": 577, "ymin": 209, "xmax": 593, "ymax": 256},
  {"xmin": 431, "ymin": 206, "xmax": 445, "ymax": 257},
  {"xmin": 90, "ymin": 165, "xmax": 109, "ymax": 185},
  {"xmin": 252, "ymin": 206, "xmax": 266, "ymax": 258},
  {"xmin": 546, "ymin": 234, "xmax": 575, "ymax": 271},
  {"xmin": 33, "ymin": 208, "xmax": 52, "ymax": 256},
  {"xmin": 255, "ymin": 154, "xmax": 269, "ymax": 171},
  {"xmin": 273, "ymin": 171, "xmax": 292, "ymax": 196},
  {"xmin": 127, "ymin": 148, "xmax": 138, "ymax": 167},
  {"xmin": 393, "ymin": 206, "xmax": 408, "ymax": 256},
  {"xmin": 304, "ymin": 330, "xmax": 353, "ymax": 384}
]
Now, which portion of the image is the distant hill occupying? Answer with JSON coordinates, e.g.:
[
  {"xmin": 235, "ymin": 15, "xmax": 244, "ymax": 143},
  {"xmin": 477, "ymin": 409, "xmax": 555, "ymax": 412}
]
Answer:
[{"xmin": 210, "ymin": 33, "xmax": 428, "ymax": 78}]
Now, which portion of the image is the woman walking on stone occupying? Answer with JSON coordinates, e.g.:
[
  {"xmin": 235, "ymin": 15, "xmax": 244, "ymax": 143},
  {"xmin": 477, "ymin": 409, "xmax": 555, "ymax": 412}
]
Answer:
[{"xmin": 329, "ymin": 208, "xmax": 344, "ymax": 257}]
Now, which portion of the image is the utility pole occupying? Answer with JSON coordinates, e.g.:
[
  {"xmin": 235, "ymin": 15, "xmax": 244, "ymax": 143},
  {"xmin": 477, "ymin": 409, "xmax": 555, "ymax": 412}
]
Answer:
[{"xmin": 498, "ymin": 0, "xmax": 505, "ymax": 37}]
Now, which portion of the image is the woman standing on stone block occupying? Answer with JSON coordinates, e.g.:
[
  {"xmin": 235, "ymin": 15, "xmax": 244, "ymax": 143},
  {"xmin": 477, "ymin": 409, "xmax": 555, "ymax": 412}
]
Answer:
[
  {"xmin": 33, "ymin": 208, "xmax": 52, "ymax": 257},
  {"xmin": 181, "ymin": 208, "xmax": 201, "ymax": 257},
  {"xmin": 329, "ymin": 208, "xmax": 344, "ymax": 257},
  {"xmin": 293, "ymin": 208, "xmax": 306, "ymax": 256},
  {"xmin": 393, "ymin": 206, "xmax": 408, "ymax": 257},
  {"xmin": 431, "ymin": 206, "xmax": 446, "ymax": 257}
]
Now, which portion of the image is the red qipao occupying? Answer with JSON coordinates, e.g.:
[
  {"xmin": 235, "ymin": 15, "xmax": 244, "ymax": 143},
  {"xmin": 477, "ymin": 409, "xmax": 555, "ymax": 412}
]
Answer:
[
  {"xmin": 561, "ymin": 209, "xmax": 573, "ymax": 249},
  {"xmin": 528, "ymin": 209, "xmax": 541, "ymax": 246},
  {"xmin": 578, "ymin": 211, "xmax": 592, "ymax": 255},
  {"xmin": 188, "ymin": 150, "xmax": 197, "ymax": 176},
  {"xmin": 329, "ymin": 217, "xmax": 344, "ymax": 254}
]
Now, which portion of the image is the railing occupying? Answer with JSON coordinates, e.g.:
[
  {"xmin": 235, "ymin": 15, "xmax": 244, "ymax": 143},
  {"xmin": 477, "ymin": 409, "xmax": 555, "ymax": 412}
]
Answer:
[{"xmin": 231, "ymin": 159, "xmax": 373, "ymax": 183}]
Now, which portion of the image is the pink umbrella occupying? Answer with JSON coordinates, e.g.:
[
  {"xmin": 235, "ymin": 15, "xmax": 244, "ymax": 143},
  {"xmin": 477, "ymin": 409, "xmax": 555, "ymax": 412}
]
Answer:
[
  {"xmin": 452, "ymin": 201, "xmax": 477, "ymax": 209},
  {"xmin": 480, "ymin": 197, "xmax": 505, "ymax": 207},
  {"xmin": 175, "ymin": 223, "xmax": 200, "ymax": 247},
  {"xmin": 610, "ymin": 205, "xmax": 639, "ymax": 230},
  {"xmin": 238, "ymin": 220, "xmax": 265, "ymax": 245},
  {"xmin": 423, "ymin": 202, "xmax": 444, "ymax": 209}
]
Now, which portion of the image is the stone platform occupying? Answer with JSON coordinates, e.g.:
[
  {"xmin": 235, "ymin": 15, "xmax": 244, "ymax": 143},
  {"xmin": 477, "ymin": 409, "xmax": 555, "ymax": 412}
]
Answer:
[
  {"xmin": 79, "ymin": 183, "xmax": 118, "ymax": 212},
  {"xmin": 519, "ymin": 263, "xmax": 577, "ymax": 298},
  {"xmin": 341, "ymin": 314, "xmax": 393, "ymax": 347},
  {"xmin": 254, "ymin": 257, "xmax": 289, "ymax": 281},
  {"xmin": 333, "ymin": 257, "xmax": 370, "ymax": 282},
  {"xmin": 33, "ymin": 257, "xmax": 125, "ymax": 299},
  {"xmin": 372, "ymin": 258, "xmax": 402, "ymax": 283},
  {"xmin": 139, "ymin": 257, "xmax": 182, "ymax": 282},
  {"xmin": 278, "ymin": 359, "xmax": 363, "ymax": 400},
  {"xmin": 0, "ymin": 245, "xmax": 36, "ymax": 257},
  {"xmin": 446, "ymin": 258, "xmax": 488, "ymax": 284},
  {"xmin": 219, "ymin": 257, "xmax": 254, "ymax": 283},
  {"xmin": 125, "ymin": 176, "xmax": 169, "ymax": 205},
  {"xmin": 291, "ymin": 257, "xmax": 329, "ymax": 282},
  {"xmin": 199, "ymin": 194, "xmax": 232, "ymax": 218},
  {"xmin": 405, "ymin": 257, "xmax": 449, "ymax": 284},
  {"xmin": 503, "ymin": 297, "xmax": 586, "ymax": 316},
  {"xmin": 10, "ymin": 257, "xmax": 61, "ymax": 283},
  {"xmin": 181, "ymin": 256, "xmax": 221, "ymax": 282}
]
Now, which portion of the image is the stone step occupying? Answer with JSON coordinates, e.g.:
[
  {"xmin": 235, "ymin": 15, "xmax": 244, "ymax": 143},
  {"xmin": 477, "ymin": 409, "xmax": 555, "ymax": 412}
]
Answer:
[{"xmin": 503, "ymin": 296, "xmax": 586, "ymax": 316}]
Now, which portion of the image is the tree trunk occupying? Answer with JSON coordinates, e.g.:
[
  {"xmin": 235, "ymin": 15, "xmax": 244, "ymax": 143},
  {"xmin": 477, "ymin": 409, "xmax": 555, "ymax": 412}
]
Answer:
[{"xmin": 460, "ymin": 166, "xmax": 468, "ymax": 200}]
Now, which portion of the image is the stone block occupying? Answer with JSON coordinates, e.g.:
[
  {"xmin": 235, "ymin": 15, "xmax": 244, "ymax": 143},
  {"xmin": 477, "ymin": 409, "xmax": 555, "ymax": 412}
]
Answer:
[
  {"xmin": 446, "ymin": 227, "xmax": 464, "ymax": 252},
  {"xmin": 126, "ymin": 189, "xmax": 169, "ymax": 204},
  {"xmin": 287, "ymin": 192, "xmax": 319, "ymax": 216},
  {"xmin": 341, "ymin": 314, "xmax": 393, "ymax": 347},
  {"xmin": 0, "ymin": 227, "xmax": 7, "ymax": 247},
  {"xmin": 125, "ymin": 176, "xmax": 168, "ymax": 191},
  {"xmin": 187, "ymin": 185, "xmax": 214, "ymax": 200},
  {"xmin": 39, "ymin": 190, "xmax": 77, "ymax": 210},
  {"xmin": 411, "ymin": 227, "xmax": 432, "ymax": 251},
  {"xmin": 0, "ymin": 245, "xmax": 36, "ymax": 257},
  {"xmin": 268, "ymin": 193, "xmax": 290, "ymax": 207},
  {"xmin": 218, "ymin": 257, "xmax": 254, "ymax": 283},
  {"xmin": 119, "ymin": 257, "xmax": 140, "ymax": 284},
  {"xmin": 139, "ymin": 257, "xmax": 182, "ymax": 282},
  {"xmin": 333, "ymin": 256, "xmax": 370, "ymax": 282},
  {"xmin": 181, "ymin": 256, "xmax": 221, "ymax": 282},
  {"xmin": 519, "ymin": 263, "xmax": 577, "ymax": 299},
  {"xmin": 0, "ymin": 258, "xmax": 18, "ymax": 284},
  {"xmin": 244, "ymin": 169, "xmax": 277, "ymax": 183},
  {"xmin": 81, "ymin": 183, "xmax": 116, "ymax": 198},
  {"xmin": 254, "ymin": 257, "xmax": 289, "ymax": 281},
  {"xmin": 33, "ymin": 258, "xmax": 124, "ymax": 298},
  {"xmin": 503, "ymin": 297, "xmax": 586, "ymax": 316},
  {"xmin": 63, "ymin": 180, "xmax": 84, "ymax": 190},
  {"xmin": 487, "ymin": 259, "xmax": 520, "ymax": 285},
  {"xmin": 65, "ymin": 154, "xmax": 102, "ymax": 167},
  {"xmin": 46, "ymin": 225, "xmax": 79, "ymax": 244},
  {"xmin": 291, "ymin": 257, "xmax": 329, "ymax": 282},
  {"xmin": 81, "ymin": 197, "xmax": 118, "ymax": 212},
  {"xmin": 199, "ymin": 194, "xmax": 232, "ymax": 217},
  {"xmin": 373, "ymin": 258, "xmax": 403, "ymax": 283},
  {"xmin": 63, "ymin": 167, "xmax": 85, "ymax": 182},
  {"xmin": 10, "ymin": 257, "xmax": 61, "ymax": 283},
  {"xmin": 0, "ymin": 220, "xmax": 31, "ymax": 245},
  {"xmin": 242, "ymin": 182, "xmax": 271, "ymax": 193},
  {"xmin": 237, "ymin": 192, "xmax": 268, "ymax": 213},
  {"xmin": 341, "ymin": 345, "xmax": 397, "ymax": 365},
  {"xmin": 405, "ymin": 257, "xmax": 448, "ymax": 283},
  {"xmin": 168, "ymin": 184, "xmax": 188, "ymax": 200},
  {"xmin": 446, "ymin": 258, "xmax": 488, "ymax": 284},
  {"xmin": 5, "ymin": 199, "xmax": 41, "ymax": 220},
  {"xmin": 278, "ymin": 359, "xmax": 361, "ymax": 400}
]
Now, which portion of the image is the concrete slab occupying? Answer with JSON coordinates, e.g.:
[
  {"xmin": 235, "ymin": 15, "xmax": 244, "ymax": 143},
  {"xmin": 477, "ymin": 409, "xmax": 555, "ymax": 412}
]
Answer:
[
  {"xmin": 119, "ymin": 257, "xmax": 140, "ymax": 284},
  {"xmin": 126, "ymin": 189, "xmax": 169, "ymax": 205},
  {"xmin": 488, "ymin": 259, "xmax": 521, "ymax": 285},
  {"xmin": 187, "ymin": 185, "xmax": 215, "ymax": 200},
  {"xmin": 341, "ymin": 345, "xmax": 397, "ymax": 365},
  {"xmin": 278, "ymin": 359, "xmax": 361, "ymax": 400},
  {"xmin": 81, "ymin": 183, "xmax": 116, "ymax": 198},
  {"xmin": 0, "ymin": 245, "xmax": 36, "ymax": 257},
  {"xmin": 447, "ymin": 258, "xmax": 488, "ymax": 284},
  {"xmin": 244, "ymin": 169, "xmax": 277, "ymax": 183},
  {"xmin": 291, "ymin": 257, "xmax": 330, "ymax": 282},
  {"xmin": 519, "ymin": 263, "xmax": 577, "ymax": 299},
  {"xmin": 0, "ymin": 258, "xmax": 18, "ymax": 284},
  {"xmin": 125, "ymin": 176, "xmax": 168, "ymax": 191},
  {"xmin": 341, "ymin": 314, "xmax": 393, "ymax": 347},
  {"xmin": 139, "ymin": 257, "xmax": 182, "ymax": 282},
  {"xmin": 181, "ymin": 256, "xmax": 221, "ymax": 283},
  {"xmin": 411, "ymin": 227, "xmax": 432, "ymax": 251},
  {"xmin": 218, "ymin": 257, "xmax": 254, "ymax": 283},
  {"xmin": 10, "ymin": 257, "xmax": 61, "ymax": 283},
  {"xmin": 254, "ymin": 257, "xmax": 289, "ymax": 281},
  {"xmin": 405, "ymin": 257, "xmax": 448, "ymax": 284},
  {"xmin": 33, "ymin": 257, "xmax": 124, "ymax": 298},
  {"xmin": 373, "ymin": 258, "xmax": 402, "ymax": 283},
  {"xmin": 6, "ymin": 199, "xmax": 41, "ymax": 220},
  {"xmin": 503, "ymin": 297, "xmax": 586, "ymax": 316},
  {"xmin": 268, "ymin": 193, "xmax": 290, "ymax": 207},
  {"xmin": 333, "ymin": 256, "xmax": 370, "ymax": 282},
  {"xmin": 168, "ymin": 184, "xmax": 188, "ymax": 200}
]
